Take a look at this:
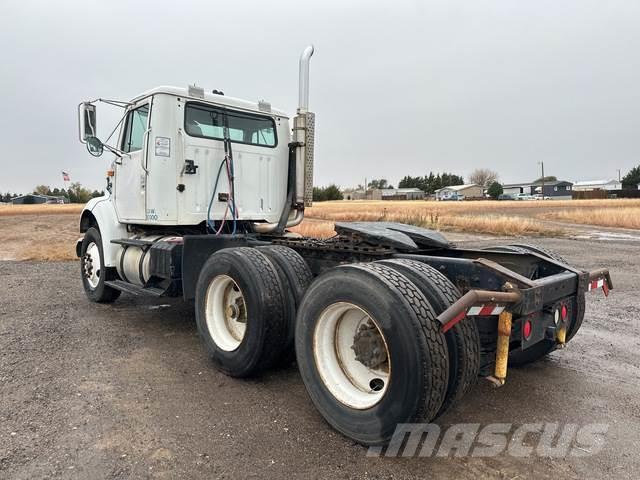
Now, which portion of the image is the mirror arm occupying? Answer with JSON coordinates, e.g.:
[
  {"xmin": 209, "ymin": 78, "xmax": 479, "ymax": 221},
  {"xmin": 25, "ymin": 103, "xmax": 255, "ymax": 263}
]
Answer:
[
  {"xmin": 84, "ymin": 98, "xmax": 132, "ymax": 109},
  {"xmin": 102, "ymin": 143, "xmax": 126, "ymax": 158}
]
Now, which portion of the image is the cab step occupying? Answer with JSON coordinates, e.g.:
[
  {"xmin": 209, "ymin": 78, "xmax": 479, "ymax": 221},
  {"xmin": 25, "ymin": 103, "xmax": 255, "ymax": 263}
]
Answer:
[{"xmin": 105, "ymin": 280, "xmax": 164, "ymax": 297}]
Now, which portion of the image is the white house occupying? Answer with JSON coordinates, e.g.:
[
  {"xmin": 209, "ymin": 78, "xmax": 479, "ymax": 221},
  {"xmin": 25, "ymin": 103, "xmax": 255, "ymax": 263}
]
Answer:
[
  {"xmin": 573, "ymin": 179, "xmax": 622, "ymax": 191},
  {"xmin": 502, "ymin": 183, "xmax": 532, "ymax": 195},
  {"xmin": 435, "ymin": 184, "xmax": 483, "ymax": 200}
]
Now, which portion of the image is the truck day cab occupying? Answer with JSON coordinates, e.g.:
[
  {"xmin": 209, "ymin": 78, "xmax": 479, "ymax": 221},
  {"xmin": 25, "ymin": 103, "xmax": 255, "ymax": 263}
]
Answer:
[{"xmin": 76, "ymin": 46, "xmax": 612, "ymax": 446}]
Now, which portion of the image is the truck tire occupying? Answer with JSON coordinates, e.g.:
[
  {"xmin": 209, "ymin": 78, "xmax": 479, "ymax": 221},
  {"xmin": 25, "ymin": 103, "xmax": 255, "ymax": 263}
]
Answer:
[
  {"xmin": 377, "ymin": 259, "xmax": 480, "ymax": 417},
  {"xmin": 295, "ymin": 262, "xmax": 449, "ymax": 446},
  {"xmin": 195, "ymin": 247, "xmax": 288, "ymax": 377},
  {"xmin": 256, "ymin": 245, "xmax": 313, "ymax": 365},
  {"xmin": 80, "ymin": 227, "xmax": 121, "ymax": 303}
]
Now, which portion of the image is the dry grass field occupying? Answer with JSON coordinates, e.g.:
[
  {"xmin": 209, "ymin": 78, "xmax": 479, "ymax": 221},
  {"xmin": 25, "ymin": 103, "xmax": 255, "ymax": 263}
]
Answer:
[
  {"xmin": 1, "ymin": 199, "xmax": 639, "ymax": 261},
  {"xmin": 298, "ymin": 198, "xmax": 640, "ymax": 238},
  {"xmin": 539, "ymin": 206, "xmax": 640, "ymax": 229},
  {"xmin": 0, "ymin": 204, "xmax": 82, "ymax": 217},
  {"xmin": 0, "ymin": 205, "xmax": 82, "ymax": 261}
]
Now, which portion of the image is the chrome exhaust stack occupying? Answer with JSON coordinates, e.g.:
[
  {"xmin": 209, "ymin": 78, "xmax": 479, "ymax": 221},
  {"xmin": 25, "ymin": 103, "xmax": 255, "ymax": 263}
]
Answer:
[
  {"xmin": 298, "ymin": 45, "xmax": 314, "ymax": 113},
  {"xmin": 294, "ymin": 45, "xmax": 315, "ymax": 208},
  {"xmin": 253, "ymin": 46, "xmax": 315, "ymax": 234}
]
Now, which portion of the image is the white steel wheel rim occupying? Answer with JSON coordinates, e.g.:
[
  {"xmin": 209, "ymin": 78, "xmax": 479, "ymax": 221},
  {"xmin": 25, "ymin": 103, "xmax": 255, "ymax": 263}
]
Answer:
[
  {"xmin": 205, "ymin": 275, "xmax": 247, "ymax": 352},
  {"xmin": 313, "ymin": 302, "xmax": 391, "ymax": 409},
  {"xmin": 83, "ymin": 242, "xmax": 102, "ymax": 289}
]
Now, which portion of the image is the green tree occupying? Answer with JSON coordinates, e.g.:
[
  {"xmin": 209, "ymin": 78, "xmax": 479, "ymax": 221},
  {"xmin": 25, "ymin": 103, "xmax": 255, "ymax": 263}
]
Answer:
[
  {"xmin": 33, "ymin": 185, "xmax": 52, "ymax": 195},
  {"xmin": 487, "ymin": 181, "xmax": 504, "ymax": 199},
  {"xmin": 67, "ymin": 182, "xmax": 93, "ymax": 203},
  {"xmin": 313, "ymin": 184, "xmax": 344, "ymax": 202},
  {"xmin": 368, "ymin": 179, "xmax": 390, "ymax": 190},
  {"xmin": 398, "ymin": 175, "xmax": 422, "ymax": 189},
  {"xmin": 622, "ymin": 166, "xmax": 640, "ymax": 188}
]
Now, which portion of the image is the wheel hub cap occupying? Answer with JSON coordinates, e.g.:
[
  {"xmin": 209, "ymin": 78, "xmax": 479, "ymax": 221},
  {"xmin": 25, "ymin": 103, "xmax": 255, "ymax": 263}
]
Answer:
[
  {"xmin": 313, "ymin": 302, "xmax": 391, "ymax": 409},
  {"xmin": 83, "ymin": 242, "xmax": 101, "ymax": 289},
  {"xmin": 351, "ymin": 322, "xmax": 388, "ymax": 369},
  {"xmin": 205, "ymin": 275, "xmax": 247, "ymax": 351}
]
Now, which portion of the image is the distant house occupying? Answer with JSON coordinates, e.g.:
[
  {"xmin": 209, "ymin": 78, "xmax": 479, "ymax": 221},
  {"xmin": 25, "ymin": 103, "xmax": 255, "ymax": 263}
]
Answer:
[
  {"xmin": 502, "ymin": 183, "xmax": 532, "ymax": 195},
  {"xmin": 435, "ymin": 184, "xmax": 483, "ymax": 200},
  {"xmin": 502, "ymin": 180, "xmax": 573, "ymax": 199},
  {"xmin": 346, "ymin": 189, "xmax": 373, "ymax": 200},
  {"xmin": 573, "ymin": 179, "xmax": 622, "ymax": 191},
  {"xmin": 12, "ymin": 194, "xmax": 67, "ymax": 205},
  {"xmin": 379, "ymin": 188, "xmax": 425, "ymax": 201},
  {"xmin": 346, "ymin": 189, "xmax": 372, "ymax": 200},
  {"xmin": 529, "ymin": 180, "xmax": 573, "ymax": 199}
]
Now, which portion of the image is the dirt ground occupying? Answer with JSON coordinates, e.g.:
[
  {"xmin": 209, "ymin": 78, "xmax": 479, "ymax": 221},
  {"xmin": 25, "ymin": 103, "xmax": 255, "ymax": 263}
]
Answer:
[{"xmin": 1, "ymin": 234, "xmax": 639, "ymax": 479}]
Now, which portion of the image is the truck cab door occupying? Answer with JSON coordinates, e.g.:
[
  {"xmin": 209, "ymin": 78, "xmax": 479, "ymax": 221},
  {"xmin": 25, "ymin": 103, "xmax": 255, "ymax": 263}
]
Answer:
[{"xmin": 114, "ymin": 100, "xmax": 151, "ymax": 221}]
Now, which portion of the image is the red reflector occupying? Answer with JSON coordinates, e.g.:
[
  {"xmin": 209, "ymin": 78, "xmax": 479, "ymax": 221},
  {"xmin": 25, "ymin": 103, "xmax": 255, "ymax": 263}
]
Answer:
[
  {"xmin": 561, "ymin": 304, "xmax": 568, "ymax": 320},
  {"xmin": 442, "ymin": 310, "xmax": 467, "ymax": 333},
  {"xmin": 478, "ymin": 305, "xmax": 496, "ymax": 316},
  {"xmin": 523, "ymin": 320, "xmax": 532, "ymax": 340}
]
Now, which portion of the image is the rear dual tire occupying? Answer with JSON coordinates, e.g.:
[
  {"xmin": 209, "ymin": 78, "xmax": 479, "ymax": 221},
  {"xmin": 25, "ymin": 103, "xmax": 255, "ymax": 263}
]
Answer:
[
  {"xmin": 195, "ymin": 247, "xmax": 289, "ymax": 377},
  {"xmin": 256, "ymin": 245, "xmax": 313, "ymax": 366},
  {"xmin": 195, "ymin": 246, "xmax": 312, "ymax": 377},
  {"xmin": 376, "ymin": 259, "xmax": 480, "ymax": 417},
  {"xmin": 295, "ymin": 263, "xmax": 450, "ymax": 446}
]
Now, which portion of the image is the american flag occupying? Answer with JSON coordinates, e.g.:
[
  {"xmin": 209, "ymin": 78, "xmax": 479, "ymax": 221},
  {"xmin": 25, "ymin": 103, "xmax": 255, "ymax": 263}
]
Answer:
[{"xmin": 62, "ymin": 171, "xmax": 70, "ymax": 182}]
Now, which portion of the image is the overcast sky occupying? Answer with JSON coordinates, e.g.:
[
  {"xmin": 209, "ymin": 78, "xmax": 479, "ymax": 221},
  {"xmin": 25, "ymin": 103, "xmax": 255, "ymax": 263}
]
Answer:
[{"xmin": 2, "ymin": 0, "xmax": 639, "ymax": 193}]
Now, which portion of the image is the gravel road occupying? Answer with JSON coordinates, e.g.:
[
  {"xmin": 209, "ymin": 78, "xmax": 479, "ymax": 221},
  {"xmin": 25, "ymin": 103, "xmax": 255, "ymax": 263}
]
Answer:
[{"xmin": 1, "ymin": 236, "xmax": 639, "ymax": 479}]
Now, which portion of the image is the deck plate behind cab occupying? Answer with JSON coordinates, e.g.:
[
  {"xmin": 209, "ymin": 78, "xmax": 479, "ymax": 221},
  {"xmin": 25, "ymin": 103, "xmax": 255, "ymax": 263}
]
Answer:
[{"xmin": 334, "ymin": 222, "xmax": 451, "ymax": 251}]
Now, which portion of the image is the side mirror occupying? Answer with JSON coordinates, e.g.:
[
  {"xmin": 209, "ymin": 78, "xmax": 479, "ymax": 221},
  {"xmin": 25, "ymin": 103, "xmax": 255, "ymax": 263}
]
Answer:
[
  {"xmin": 86, "ymin": 136, "xmax": 104, "ymax": 157},
  {"xmin": 78, "ymin": 102, "xmax": 97, "ymax": 143}
]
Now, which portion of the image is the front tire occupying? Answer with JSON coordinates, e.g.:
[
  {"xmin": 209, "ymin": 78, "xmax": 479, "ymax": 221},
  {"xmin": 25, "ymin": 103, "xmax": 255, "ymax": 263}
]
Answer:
[
  {"xmin": 296, "ymin": 263, "xmax": 449, "ymax": 446},
  {"xmin": 80, "ymin": 227, "xmax": 121, "ymax": 303}
]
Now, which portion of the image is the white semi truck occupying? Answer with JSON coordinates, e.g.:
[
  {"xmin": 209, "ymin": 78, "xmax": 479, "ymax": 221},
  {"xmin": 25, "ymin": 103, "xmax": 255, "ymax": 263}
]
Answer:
[{"xmin": 76, "ymin": 46, "xmax": 612, "ymax": 446}]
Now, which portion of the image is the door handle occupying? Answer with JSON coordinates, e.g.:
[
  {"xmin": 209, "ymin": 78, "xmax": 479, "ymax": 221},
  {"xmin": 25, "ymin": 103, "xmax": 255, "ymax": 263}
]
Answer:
[{"xmin": 141, "ymin": 128, "xmax": 151, "ymax": 174}]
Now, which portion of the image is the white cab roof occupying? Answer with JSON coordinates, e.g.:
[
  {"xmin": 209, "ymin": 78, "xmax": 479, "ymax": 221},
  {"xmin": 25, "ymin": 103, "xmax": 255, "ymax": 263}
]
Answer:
[{"xmin": 130, "ymin": 86, "xmax": 289, "ymax": 118}]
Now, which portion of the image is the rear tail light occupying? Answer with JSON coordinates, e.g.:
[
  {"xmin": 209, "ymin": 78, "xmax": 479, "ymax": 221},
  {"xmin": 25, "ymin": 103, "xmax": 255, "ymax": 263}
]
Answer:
[
  {"xmin": 561, "ymin": 304, "xmax": 568, "ymax": 321},
  {"xmin": 523, "ymin": 319, "xmax": 532, "ymax": 340}
]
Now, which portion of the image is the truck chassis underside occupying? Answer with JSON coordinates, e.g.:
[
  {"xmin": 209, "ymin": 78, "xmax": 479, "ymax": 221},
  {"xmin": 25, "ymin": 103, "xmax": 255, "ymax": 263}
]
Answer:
[{"xmin": 96, "ymin": 221, "xmax": 611, "ymax": 378}]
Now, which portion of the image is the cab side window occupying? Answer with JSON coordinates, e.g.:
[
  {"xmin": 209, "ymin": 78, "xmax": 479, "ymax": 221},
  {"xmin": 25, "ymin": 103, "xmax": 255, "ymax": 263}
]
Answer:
[{"xmin": 121, "ymin": 105, "xmax": 149, "ymax": 153}]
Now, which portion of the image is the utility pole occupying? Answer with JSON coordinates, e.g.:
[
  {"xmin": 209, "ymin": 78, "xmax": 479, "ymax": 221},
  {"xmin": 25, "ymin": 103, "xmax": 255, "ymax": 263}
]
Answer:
[
  {"xmin": 538, "ymin": 161, "xmax": 545, "ymax": 198},
  {"xmin": 618, "ymin": 169, "xmax": 621, "ymax": 182}
]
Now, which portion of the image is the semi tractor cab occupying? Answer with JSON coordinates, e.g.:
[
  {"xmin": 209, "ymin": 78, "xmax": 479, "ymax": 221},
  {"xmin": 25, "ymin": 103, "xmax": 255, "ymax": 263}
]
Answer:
[{"xmin": 76, "ymin": 46, "xmax": 613, "ymax": 446}]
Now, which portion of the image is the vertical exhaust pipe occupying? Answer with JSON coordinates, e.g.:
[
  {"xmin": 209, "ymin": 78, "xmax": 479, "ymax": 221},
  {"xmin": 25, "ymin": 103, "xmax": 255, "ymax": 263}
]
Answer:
[
  {"xmin": 298, "ymin": 45, "xmax": 314, "ymax": 113},
  {"xmin": 253, "ymin": 46, "xmax": 315, "ymax": 234},
  {"xmin": 294, "ymin": 45, "xmax": 315, "ymax": 208}
]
